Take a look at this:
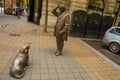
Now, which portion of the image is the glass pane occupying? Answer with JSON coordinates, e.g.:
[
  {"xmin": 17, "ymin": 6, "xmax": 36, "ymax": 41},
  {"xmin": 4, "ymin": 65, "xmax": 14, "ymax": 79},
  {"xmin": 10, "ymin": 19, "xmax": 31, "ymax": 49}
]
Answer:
[
  {"xmin": 34, "ymin": 0, "xmax": 38, "ymax": 22},
  {"xmin": 109, "ymin": 29, "xmax": 115, "ymax": 33},
  {"xmin": 110, "ymin": 28, "xmax": 120, "ymax": 36},
  {"xmin": 5, "ymin": 0, "xmax": 12, "ymax": 14},
  {"xmin": 88, "ymin": 0, "xmax": 104, "ymax": 14},
  {"xmin": 115, "ymin": 28, "xmax": 120, "ymax": 34},
  {"xmin": 88, "ymin": 9, "xmax": 102, "ymax": 15},
  {"xmin": 89, "ymin": 0, "xmax": 103, "ymax": 8}
]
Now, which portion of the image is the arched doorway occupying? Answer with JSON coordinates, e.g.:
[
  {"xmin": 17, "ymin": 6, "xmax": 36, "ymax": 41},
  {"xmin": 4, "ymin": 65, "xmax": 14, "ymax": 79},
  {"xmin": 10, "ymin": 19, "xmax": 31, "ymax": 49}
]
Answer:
[{"xmin": 87, "ymin": 0, "xmax": 104, "ymax": 15}]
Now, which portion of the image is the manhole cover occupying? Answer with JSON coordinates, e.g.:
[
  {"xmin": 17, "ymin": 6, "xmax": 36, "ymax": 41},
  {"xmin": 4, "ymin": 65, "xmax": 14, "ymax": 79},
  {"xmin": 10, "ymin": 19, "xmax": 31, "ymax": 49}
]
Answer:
[{"xmin": 9, "ymin": 33, "xmax": 21, "ymax": 37}]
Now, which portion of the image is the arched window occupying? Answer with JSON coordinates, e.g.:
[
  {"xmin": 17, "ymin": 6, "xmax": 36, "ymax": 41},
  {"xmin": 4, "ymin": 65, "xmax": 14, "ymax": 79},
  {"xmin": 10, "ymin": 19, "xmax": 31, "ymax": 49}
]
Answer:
[{"xmin": 88, "ymin": 0, "xmax": 104, "ymax": 15}]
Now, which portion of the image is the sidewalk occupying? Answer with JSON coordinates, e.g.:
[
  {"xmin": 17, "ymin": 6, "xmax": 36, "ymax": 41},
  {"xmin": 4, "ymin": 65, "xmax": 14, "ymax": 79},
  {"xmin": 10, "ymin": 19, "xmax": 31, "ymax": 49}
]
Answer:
[{"xmin": 0, "ymin": 14, "xmax": 120, "ymax": 80}]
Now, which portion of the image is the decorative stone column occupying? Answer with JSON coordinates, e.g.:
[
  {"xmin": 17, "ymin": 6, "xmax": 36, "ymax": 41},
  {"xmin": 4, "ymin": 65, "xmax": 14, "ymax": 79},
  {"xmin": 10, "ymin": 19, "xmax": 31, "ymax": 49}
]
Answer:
[{"xmin": 103, "ymin": 0, "xmax": 116, "ymax": 16}]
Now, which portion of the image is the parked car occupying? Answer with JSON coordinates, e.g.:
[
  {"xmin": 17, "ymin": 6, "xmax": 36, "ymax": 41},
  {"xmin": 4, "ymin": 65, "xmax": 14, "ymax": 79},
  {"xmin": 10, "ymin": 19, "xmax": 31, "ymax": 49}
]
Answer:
[{"xmin": 102, "ymin": 26, "xmax": 120, "ymax": 53}]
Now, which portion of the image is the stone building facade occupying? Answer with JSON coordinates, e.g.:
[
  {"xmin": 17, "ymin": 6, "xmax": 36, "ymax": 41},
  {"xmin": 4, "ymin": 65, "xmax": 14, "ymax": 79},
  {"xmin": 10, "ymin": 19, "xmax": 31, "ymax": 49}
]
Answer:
[{"xmin": 41, "ymin": 0, "xmax": 120, "ymax": 26}]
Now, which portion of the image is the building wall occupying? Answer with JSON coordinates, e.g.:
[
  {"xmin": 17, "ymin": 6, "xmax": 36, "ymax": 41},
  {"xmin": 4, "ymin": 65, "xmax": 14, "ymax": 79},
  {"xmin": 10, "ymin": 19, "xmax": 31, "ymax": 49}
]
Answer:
[
  {"xmin": 40, "ymin": 0, "xmax": 120, "ymax": 27},
  {"xmin": 103, "ymin": 0, "xmax": 116, "ymax": 16},
  {"xmin": 40, "ymin": 0, "xmax": 71, "ymax": 27},
  {"xmin": 69, "ymin": 0, "xmax": 116, "ymax": 16},
  {"xmin": 70, "ymin": 0, "xmax": 88, "ymax": 13}
]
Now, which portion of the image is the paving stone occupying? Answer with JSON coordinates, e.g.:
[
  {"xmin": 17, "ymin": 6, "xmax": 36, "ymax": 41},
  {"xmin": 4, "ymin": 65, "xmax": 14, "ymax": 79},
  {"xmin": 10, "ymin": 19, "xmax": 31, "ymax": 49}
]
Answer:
[
  {"xmin": 73, "ymin": 72, "xmax": 82, "ymax": 78},
  {"xmin": 68, "ymin": 78, "xmax": 76, "ymax": 80},
  {"xmin": 49, "ymin": 69, "xmax": 57, "ymax": 74},
  {"xmin": 41, "ymin": 73, "xmax": 49, "ymax": 80},
  {"xmin": 48, "ymin": 64, "xmax": 55, "ymax": 69},
  {"xmin": 31, "ymin": 74, "xmax": 41, "ymax": 80},
  {"xmin": 64, "ymin": 68, "xmax": 72, "ymax": 73},
  {"xmin": 66, "ymin": 73, "xmax": 74, "ymax": 79},
  {"xmin": 58, "ymin": 73, "xmax": 67, "ymax": 79},
  {"xmin": 49, "ymin": 73, "xmax": 58, "ymax": 79},
  {"xmin": 55, "ymin": 65, "xmax": 62, "ymax": 69},
  {"xmin": 56, "ymin": 68, "xmax": 65, "ymax": 73},
  {"xmin": 40, "ymin": 68, "xmax": 49, "ymax": 74}
]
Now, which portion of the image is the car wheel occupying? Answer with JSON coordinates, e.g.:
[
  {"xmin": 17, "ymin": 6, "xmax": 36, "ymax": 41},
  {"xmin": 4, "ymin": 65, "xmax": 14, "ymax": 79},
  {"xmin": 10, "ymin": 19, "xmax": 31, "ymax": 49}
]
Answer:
[{"xmin": 109, "ymin": 42, "xmax": 120, "ymax": 53}]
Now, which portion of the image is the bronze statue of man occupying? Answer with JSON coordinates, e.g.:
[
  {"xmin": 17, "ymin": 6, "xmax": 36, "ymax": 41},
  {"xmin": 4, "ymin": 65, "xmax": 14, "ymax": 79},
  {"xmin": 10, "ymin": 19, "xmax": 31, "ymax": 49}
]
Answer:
[{"xmin": 52, "ymin": 3, "xmax": 70, "ymax": 56}]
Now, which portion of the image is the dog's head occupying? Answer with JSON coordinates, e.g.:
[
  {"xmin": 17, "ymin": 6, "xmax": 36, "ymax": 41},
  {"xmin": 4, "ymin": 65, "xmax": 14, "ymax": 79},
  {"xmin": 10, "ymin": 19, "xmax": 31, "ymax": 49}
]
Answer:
[{"xmin": 20, "ymin": 44, "xmax": 30, "ymax": 53}]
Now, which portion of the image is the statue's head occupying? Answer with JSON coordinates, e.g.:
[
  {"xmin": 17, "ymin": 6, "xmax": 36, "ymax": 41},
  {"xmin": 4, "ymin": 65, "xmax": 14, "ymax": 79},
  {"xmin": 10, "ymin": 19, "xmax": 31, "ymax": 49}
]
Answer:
[
  {"xmin": 56, "ymin": 3, "xmax": 66, "ymax": 15},
  {"xmin": 20, "ymin": 44, "xmax": 30, "ymax": 53}
]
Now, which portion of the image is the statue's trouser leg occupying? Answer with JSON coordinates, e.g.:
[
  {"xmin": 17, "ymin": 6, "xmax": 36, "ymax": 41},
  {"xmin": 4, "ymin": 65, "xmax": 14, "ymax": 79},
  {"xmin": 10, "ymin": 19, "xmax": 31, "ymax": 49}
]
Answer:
[
  {"xmin": 56, "ymin": 36, "xmax": 64, "ymax": 55},
  {"xmin": 54, "ymin": 37, "xmax": 58, "ymax": 54}
]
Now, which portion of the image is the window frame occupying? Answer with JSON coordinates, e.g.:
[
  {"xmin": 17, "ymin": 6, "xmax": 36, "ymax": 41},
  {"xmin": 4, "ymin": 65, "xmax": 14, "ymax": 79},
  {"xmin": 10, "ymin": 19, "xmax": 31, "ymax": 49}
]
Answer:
[{"xmin": 87, "ymin": 0, "xmax": 104, "ymax": 15}]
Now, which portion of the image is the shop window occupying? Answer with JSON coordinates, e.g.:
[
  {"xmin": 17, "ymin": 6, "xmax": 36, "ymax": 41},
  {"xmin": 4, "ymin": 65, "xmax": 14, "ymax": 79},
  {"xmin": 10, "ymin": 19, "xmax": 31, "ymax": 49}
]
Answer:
[
  {"xmin": 4, "ymin": 0, "xmax": 24, "ymax": 14},
  {"xmin": 88, "ymin": 0, "xmax": 104, "ymax": 15},
  {"xmin": 4, "ymin": 0, "xmax": 12, "ymax": 14}
]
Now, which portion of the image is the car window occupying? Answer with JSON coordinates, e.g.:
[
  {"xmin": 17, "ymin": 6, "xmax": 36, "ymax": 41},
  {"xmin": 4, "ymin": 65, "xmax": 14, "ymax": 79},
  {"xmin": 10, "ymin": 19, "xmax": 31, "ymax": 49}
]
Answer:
[
  {"xmin": 109, "ymin": 28, "xmax": 115, "ymax": 33},
  {"xmin": 115, "ymin": 28, "xmax": 120, "ymax": 36},
  {"xmin": 115, "ymin": 28, "xmax": 120, "ymax": 33},
  {"xmin": 109, "ymin": 28, "xmax": 120, "ymax": 36}
]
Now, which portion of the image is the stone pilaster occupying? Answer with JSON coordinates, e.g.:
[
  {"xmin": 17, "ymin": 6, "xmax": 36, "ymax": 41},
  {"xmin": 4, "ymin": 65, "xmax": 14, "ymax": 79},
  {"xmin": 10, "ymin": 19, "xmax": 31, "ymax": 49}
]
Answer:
[{"xmin": 104, "ymin": 0, "xmax": 116, "ymax": 16}]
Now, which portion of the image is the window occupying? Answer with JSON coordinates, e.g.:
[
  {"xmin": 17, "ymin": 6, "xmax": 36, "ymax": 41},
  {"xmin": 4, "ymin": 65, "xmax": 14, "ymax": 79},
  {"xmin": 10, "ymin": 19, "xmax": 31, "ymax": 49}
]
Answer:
[
  {"xmin": 110, "ymin": 28, "xmax": 120, "ymax": 36},
  {"xmin": 115, "ymin": 28, "xmax": 120, "ymax": 34},
  {"xmin": 88, "ymin": 0, "xmax": 104, "ymax": 15},
  {"xmin": 109, "ymin": 28, "xmax": 115, "ymax": 33}
]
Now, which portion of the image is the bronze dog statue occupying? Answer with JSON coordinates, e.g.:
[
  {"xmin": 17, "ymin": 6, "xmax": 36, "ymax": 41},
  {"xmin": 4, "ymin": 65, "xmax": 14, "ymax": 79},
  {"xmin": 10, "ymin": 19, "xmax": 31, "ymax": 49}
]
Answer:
[{"xmin": 10, "ymin": 44, "xmax": 30, "ymax": 79}]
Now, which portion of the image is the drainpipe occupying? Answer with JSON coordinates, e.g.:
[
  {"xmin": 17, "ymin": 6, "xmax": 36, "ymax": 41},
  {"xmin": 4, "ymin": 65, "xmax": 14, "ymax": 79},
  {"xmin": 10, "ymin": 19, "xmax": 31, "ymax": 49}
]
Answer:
[{"xmin": 44, "ymin": 0, "xmax": 48, "ymax": 32}]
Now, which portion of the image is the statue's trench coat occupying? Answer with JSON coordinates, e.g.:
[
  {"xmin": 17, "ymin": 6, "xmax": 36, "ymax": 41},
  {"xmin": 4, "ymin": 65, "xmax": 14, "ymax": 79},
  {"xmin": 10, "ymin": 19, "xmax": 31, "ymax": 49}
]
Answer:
[{"xmin": 52, "ymin": 9, "xmax": 70, "ymax": 41}]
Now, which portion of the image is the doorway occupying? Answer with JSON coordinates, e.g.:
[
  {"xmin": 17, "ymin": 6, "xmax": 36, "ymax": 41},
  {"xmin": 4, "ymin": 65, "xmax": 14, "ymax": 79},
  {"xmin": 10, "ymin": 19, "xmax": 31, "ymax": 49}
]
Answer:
[{"xmin": 28, "ymin": 0, "xmax": 43, "ymax": 25}]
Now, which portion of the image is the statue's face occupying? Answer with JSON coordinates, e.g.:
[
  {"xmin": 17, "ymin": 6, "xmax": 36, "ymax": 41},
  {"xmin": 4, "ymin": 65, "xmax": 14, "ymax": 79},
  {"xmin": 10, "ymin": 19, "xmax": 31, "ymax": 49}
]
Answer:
[{"xmin": 56, "ymin": 5, "xmax": 66, "ymax": 16}]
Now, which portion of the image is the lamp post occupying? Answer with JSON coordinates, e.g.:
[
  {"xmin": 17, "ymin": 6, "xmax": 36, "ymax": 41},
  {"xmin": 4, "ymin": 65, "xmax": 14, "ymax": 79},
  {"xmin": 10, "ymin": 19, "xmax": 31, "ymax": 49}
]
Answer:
[{"xmin": 44, "ymin": 0, "xmax": 48, "ymax": 32}]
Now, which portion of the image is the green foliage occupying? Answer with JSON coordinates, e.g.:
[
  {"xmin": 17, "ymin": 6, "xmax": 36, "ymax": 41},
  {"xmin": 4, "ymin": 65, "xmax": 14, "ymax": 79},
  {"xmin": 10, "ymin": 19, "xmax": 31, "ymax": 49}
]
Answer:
[
  {"xmin": 0, "ymin": 0, "xmax": 2, "ymax": 3},
  {"xmin": 24, "ymin": 0, "xmax": 29, "ymax": 6}
]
